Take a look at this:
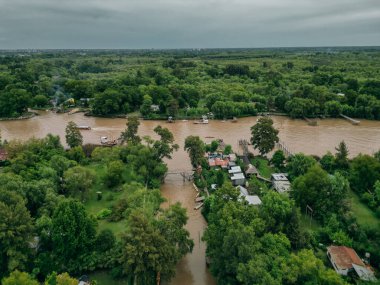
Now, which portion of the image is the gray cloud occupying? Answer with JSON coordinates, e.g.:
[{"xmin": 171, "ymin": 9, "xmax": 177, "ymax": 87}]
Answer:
[{"xmin": 0, "ymin": 0, "xmax": 379, "ymax": 48}]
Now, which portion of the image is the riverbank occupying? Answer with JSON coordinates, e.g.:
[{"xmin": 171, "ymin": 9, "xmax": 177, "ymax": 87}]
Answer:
[{"xmin": 0, "ymin": 111, "xmax": 37, "ymax": 121}]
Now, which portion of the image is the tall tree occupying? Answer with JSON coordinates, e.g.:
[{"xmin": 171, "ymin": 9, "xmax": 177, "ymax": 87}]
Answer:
[
  {"xmin": 153, "ymin": 125, "xmax": 179, "ymax": 160},
  {"xmin": 292, "ymin": 165, "xmax": 349, "ymax": 221},
  {"xmin": 0, "ymin": 190, "xmax": 34, "ymax": 278},
  {"xmin": 271, "ymin": 150, "xmax": 285, "ymax": 169},
  {"xmin": 349, "ymin": 154, "xmax": 380, "ymax": 193},
  {"xmin": 184, "ymin": 136, "xmax": 205, "ymax": 168},
  {"xmin": 120, "ymin": 116, "xmax": 141, "ymax": 145},
  {"xmin": 335, "ymin": 141, "xmax": 349, "ymax": 170},
  {"xmin": 120, "ymin": 207, "xmax": 193, "ymax": 285},
  {"xmin": 250, "ymin": 117, "xmax": 279, "ymax": 156},
  {"xmin": 286, "ymin": 153, "xmax": 317, "ymax": 180},
  {"xmin": 63, "ymin": 166, "xmax": 95, "ymax": 201},
  {"xmin": 50, "ymin": 200, "xmax": 97, "ymax": 271},
  {"xmin": 65, "ymin": 121, "xmax": 83, "ymax": 148}
]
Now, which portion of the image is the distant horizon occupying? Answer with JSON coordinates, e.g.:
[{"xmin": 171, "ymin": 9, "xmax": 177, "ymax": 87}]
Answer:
[{"xmin": 1, "ymin": 45, "xmax": 380, "ymax": 51}]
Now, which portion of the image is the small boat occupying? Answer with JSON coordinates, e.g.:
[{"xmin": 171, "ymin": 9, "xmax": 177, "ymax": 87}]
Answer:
[
  {"xmin": 194, "ymin": 203, "xmax": 204, "ymax": 210},
  {"xmin": 195, "ymin": 196, "xmax": 205, "ymax": 202},
  {"xmin": 167, "ymin": 116, "xmax": 175, "ymax": 123},
  {"xmin": 194, "ymin": 115, "xmax": 209, "ymax": 124},
  {"xmin": 77, "ymin": 125, "xmax": 91, "ymax": 130},
  {"xmin": 205, "ymin": 136, "xmax": 215, "ymax": 139},
  {"xmin": 231, "ymin": 117, "xmax": 238, "ymax": 123},
  {"xmin": 100, "ymin": 136, "xmax": 117, "ymax": 146}
]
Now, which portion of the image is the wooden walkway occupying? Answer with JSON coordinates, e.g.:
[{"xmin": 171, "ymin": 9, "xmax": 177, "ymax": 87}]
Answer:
[
  {"xmin": 238, "ymin": 139, "xmax": 250, "ymax": 156},
  {"xmin": 164, "ymin": 170, "xmax": 194, "ymax": 182},
  {"xmin": 275, "ymin": 141, "xmax": 293, "ymax": 157}
]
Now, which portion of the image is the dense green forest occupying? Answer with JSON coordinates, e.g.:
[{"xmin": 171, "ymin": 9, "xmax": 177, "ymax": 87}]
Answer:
[
  {"xmin": 0, "ymin": 47, "xmax": 380, "ymax": 119},
  {"xmin": 0, "ymin": 121, "xmax": 193, "ymax": 284}
]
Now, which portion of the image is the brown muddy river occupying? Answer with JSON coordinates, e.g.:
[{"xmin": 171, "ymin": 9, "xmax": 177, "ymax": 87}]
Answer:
[{"xmin": 1, "ymin": 111, "xmax": 380, "ymax": 285}]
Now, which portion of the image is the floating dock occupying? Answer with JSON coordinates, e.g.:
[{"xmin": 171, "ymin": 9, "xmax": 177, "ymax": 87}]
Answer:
[
  {"xmin": 340, "ymin": 114, "xmax": 360, "ymax": 125},
  {"xmin": 77, "ymin": 125, "xmax": 91, "ymax": 130}
]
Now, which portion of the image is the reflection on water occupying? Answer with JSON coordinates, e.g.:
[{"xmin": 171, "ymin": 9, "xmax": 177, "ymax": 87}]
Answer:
[{"xmin": 1, "ymin": 112, "xmax": 380, "ymax": 285}]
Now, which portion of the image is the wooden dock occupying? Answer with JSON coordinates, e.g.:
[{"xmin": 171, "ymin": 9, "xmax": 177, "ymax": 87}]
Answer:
[
  {"xmin": 340, "ymin": 114, "xmax": 360, "ymax": 125},
  {"xmin": 275, "ymin": 141, "xmax": 293, "ymax": 157}
]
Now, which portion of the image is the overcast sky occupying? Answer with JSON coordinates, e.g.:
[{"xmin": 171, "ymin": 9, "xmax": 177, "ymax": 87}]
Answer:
[{"xmin": 0, "ymin": 0, "xmax": 379, "ymax": 49}]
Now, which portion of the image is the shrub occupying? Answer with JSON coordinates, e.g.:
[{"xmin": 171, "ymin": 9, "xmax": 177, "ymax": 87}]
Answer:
[{"xmin": 97, "ymin": 208, "xmax": 112, "ymax": 220}]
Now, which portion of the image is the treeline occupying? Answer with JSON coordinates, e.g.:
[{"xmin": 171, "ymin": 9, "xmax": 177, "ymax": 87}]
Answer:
[
  {"xmin": 0, "ymin": 121, "xmax": 192, "ymax": 284},
  {"xmin": 0, "ymin": 49, "xmax": 380, "ymax": 119}
]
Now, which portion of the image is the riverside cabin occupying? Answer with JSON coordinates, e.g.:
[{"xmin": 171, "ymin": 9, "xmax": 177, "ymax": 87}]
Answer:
[{"xmin": 327, "ymin": 246, "xmax": 376, "ymax": 281}]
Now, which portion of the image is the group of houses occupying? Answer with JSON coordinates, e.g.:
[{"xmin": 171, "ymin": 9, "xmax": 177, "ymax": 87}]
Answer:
[
  {"xmin": 206, "ymin": 148, "xmax": 293, "ymax": 200},
  {"xmin": 206, "ymin": 144, "xmax": 377, "ymax": 281}
]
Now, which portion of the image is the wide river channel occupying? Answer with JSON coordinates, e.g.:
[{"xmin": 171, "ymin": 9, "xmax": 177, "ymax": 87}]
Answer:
[{"xmin": 1, "ymin": 111, "xmax": 380, "ymax": 285}]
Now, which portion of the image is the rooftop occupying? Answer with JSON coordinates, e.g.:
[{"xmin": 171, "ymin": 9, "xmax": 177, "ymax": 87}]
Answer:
[
  {"xmin": 327, "ymin": 246, "xmax": 364, "ymax": 270},
  {"xmin": 271, "ymin": 173, "xmax": 289, "ymax": 181},
  {"xmin": 231, "ymin": 173, "xmax": 245, "ymax": 180},
  {"xmin": 236, "ymin": 186, "xmax": 262, "ymax": 205}
]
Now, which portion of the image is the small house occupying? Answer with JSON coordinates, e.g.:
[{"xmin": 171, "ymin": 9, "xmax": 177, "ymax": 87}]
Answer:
[
  {"xmin": 245, "ymin": 164, "xmax": 258, "ymax": 177},
  {"xmin": 150, "ymin": 104, "xmax": 160, "ymax": 112},
  {"xmin": 271, "ymin": 173, "xmax": 291, "ymax": 193},
  {"xmin": 236, "ymin": 185, "xmax": 262, "ymax": 206},
  {"xmin": 231, "ymin": 172, "xmax": 246, "ymax": 186},
  {"xmin": 327, "ymin": 246, "xmax": 376, "ymax": 281},
  {"xmin": 228, "ymin": 166, "xmax": 242, "ymax": 175},
  {"xmin": 208, "ymin": 157, "xmax": 229, "ymax": 168}
]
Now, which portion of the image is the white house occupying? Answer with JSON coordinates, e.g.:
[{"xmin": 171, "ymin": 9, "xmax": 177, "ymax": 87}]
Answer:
[
  {"xmin": 231, "ymin": 172, "xmax": 246, "ymax": 186},
  {"xmin": 271, "ymin": 173, "xmax": 291, "ymax": 193},
  {"xmin": 236, "ymin": 186, "xmax": 262, "ymax": 206}
]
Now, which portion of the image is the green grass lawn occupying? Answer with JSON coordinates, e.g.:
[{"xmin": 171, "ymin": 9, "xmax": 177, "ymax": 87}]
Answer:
[
  {"xmin": 300, "ymin": 213, "xmax": 322, "ymax": 232},
  {"xmin": 83, "ymin": 162, "xmax": 135, "ymax": 236},
  {"xmin": 250, "ymin": 157, "xmax": 274, "ymax": 179},
  {"xmin": 349, "ymin": 190, "xmax": 380, "ymax": 229}
]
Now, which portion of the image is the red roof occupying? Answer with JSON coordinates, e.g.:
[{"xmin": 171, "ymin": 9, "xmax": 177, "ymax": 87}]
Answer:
[
  {"xmin": 327, "ymin": 246, "xmax": 365, "ymax": 270},
  {"xmin": 208, "ymin": 157, "xmax": 229, "ymax": 167}
]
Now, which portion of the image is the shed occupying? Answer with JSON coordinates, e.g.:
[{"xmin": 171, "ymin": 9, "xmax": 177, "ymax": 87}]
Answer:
[
  {"xmin": 271, "ymin": 173, "xmax": 291, "ymax": 193},
  {"xmin": 245, "ymin": 164, "xmax": 258, "ymax": 177},
  {"xmin": 271, "ymin": 173, "xmax": 289, "ymax": 181},
  {"xmin": 236, "ymin": 186, "xmax": 262, "ymax": 206},
  {"xmin": 228, "ymin": 166, "xmax": 242, "ymax": 174},
  {"xmin": 231, "ymin": 172, "xmax": 246, "ymax": 186}
]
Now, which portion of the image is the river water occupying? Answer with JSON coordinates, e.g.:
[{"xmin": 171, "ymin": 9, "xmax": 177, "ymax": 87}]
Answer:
[{"xmin": 1, "ymin": 111, "xmax": 380, "ymax": 285}]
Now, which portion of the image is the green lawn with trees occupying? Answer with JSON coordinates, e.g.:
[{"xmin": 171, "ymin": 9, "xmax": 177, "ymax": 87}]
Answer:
[{"xmin": 0, "ymin": 121, "xmax": 192, "ymax": 285}]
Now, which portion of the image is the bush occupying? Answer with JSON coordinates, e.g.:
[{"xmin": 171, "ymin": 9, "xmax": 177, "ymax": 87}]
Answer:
[{"xmin": 97, "ymin": 208, "xmax": 112, "ymax": 220}]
